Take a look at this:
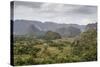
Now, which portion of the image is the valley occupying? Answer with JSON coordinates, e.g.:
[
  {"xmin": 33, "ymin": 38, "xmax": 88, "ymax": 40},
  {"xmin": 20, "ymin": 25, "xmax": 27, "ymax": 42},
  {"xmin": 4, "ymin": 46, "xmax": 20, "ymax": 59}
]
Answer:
[{"xmin": 13, "ymin": 21, "xmax": 97, "ymax": 65}]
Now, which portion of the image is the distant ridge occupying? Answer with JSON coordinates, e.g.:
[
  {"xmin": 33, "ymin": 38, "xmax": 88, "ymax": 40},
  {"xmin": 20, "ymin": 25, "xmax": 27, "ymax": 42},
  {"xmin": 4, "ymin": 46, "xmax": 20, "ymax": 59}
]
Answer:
[{"xmin": 13, "ymin": 19, "xmax": 90, "ymax": 37}]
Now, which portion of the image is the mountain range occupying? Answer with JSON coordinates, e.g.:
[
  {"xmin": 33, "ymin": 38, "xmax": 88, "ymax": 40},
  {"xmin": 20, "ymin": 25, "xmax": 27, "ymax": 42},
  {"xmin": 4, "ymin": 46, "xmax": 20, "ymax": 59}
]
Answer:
[{"xmin": 13, "ymin": 19, "xmax": 97, "ymax": 37}]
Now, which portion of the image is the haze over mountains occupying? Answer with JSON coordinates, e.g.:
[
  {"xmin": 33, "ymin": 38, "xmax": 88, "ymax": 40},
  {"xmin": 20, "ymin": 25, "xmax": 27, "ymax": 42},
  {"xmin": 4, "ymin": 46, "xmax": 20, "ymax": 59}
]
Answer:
[
  {"xmin": 13, "ymin": 19, "xmax": 97, "ymax": 37},
  {"xmin": 13, "ymin": 1, "xmax": 97, "ymax": 37}
]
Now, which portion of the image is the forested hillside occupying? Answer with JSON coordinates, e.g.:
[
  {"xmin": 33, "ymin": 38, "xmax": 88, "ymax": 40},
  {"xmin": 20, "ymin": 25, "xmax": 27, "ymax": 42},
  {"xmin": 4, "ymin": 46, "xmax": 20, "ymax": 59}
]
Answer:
[{"xmin": 13, "ymin": 23, "xmax": 97, "ymax": 65}]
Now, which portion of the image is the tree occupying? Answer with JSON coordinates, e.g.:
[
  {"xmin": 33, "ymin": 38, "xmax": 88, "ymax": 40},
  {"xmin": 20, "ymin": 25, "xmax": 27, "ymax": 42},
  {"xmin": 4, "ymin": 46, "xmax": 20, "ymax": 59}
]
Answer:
[{"xmin": 72, "ymin": 29, "xmax": 97, "ymax": 61}]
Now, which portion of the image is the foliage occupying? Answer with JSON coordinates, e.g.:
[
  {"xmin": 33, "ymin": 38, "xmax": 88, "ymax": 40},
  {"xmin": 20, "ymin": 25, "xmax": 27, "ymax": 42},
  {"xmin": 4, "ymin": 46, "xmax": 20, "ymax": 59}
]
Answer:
[
  {"xmin": 13, "ymin": 29, "xmax": 97, "ymax": 66},
  {"xmin": 44, "ymin": 31, "xmax": 61, "ymax": 40},
  {"xmin": 72, "ymin": 29, "xmax": 97, "ymax": 61}
]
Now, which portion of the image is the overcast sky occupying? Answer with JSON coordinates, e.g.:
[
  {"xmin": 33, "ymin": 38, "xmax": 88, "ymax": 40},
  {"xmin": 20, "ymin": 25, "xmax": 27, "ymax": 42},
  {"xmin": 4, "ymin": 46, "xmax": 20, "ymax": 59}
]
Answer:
[{"xmin": 13, "ymin": 1, "xmax": 97, "ymax": 25}]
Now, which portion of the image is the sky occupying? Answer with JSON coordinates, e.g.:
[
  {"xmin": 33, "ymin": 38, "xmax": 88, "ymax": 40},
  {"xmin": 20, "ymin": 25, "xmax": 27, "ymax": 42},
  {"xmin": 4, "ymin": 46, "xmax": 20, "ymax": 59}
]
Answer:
[{"xmin": 13, "ymin": 1, "xmax": 97, "ymax": 25}]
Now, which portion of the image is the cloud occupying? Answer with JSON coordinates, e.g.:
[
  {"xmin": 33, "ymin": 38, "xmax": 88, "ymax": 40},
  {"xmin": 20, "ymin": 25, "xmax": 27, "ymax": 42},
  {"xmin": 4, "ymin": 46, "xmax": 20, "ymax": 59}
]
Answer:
[
  {"xmin": 70, "ymin": 6, "xmax": 97, "ymax": 15},
  {"xmin": 13, "ymin": 1, "xmax": 97, "ymax": 25},
  {"xmin": 14, "ymin": 1, "xmax": 43, "ymax": 8}
]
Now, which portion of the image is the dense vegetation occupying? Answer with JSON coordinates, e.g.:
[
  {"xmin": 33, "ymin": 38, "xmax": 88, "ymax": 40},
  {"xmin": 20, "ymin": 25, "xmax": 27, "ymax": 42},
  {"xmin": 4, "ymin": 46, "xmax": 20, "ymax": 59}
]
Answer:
[
  {"xmin": 44, "ymin": 31, "xmax": 61, "ymax": 40},
  {"xmin": 13, "ymin": 29, "xmax": 97, "ymax": 66}
]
